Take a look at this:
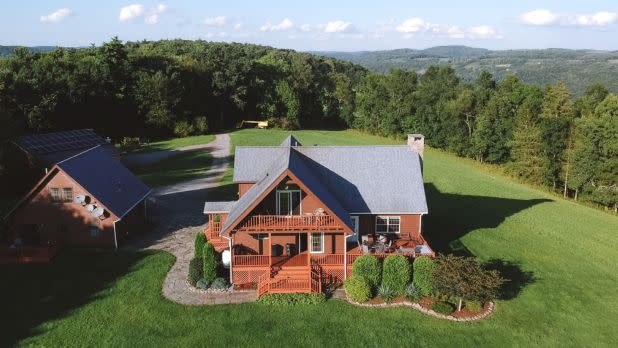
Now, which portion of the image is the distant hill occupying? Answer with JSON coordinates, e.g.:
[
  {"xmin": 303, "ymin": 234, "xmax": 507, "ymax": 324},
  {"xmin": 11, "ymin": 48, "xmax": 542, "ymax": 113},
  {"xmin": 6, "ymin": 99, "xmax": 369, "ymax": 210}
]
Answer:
[
  {"xmin": 0, "ymin": 45, "xmax": 58, "ymax": 56},
  {"xmin": 315, "ymin": 46, "xmax": 618, "ymax": 96}
]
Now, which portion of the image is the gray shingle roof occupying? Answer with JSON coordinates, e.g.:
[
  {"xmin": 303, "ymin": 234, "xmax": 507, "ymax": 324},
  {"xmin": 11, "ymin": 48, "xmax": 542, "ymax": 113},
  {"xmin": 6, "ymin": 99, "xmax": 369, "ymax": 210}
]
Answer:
[
  {"xmin": 203, "ymin": 201, "xmax": 236, "ymax": 213},
  {"xmin": 221, "ymin": 147, "xmax": 353, "ymax": 234},
  {"xmin": 57, "ymin": 146, "xmax": 151, "ymax": 218},
  {"xmin": 232, "ymin": 144, "xmax": 427, "ymax": 214},
  {"xmin": 280, "ymin": 135, "xmax": 302, "ymax": 147}
]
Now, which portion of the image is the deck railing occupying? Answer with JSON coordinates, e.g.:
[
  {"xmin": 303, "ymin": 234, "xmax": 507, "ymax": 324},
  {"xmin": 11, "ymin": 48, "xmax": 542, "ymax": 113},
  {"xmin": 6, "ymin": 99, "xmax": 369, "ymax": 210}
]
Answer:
[
  {"xmin": 236, "ymin": 214, "xmax": 342, "ymax": 232},
  {"xmin": 233, "ymin": 255, "xmax": 270, "ymax": 267},
  {"xmin": 204, "ymin": 221, "xmax": 222, "ymax": 239},
  {"xmin": 310, "ymin": 254, "xmax": 345, "ymax": 266},
  {"xmin": 257, "ymin": 267, "xmax": 322, "ymax": 296}
]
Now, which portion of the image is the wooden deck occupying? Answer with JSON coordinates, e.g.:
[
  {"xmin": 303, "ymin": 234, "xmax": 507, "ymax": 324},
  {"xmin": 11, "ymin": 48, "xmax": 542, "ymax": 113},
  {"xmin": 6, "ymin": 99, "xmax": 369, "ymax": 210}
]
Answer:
[{"xmin": 236, "ymin": 215, "xmax": 345, "ymax": 232}]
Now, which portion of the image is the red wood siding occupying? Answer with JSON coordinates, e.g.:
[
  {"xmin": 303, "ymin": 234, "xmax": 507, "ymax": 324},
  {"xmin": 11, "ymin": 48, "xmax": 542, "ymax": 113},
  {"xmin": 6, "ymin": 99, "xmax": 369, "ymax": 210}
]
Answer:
[
  {"xmin": 357, "ymin": 214, "xmax": 421, "ymax": 238},
  {"xmin": 8, "ymin": 168, "xmax": 145, "ymax": 248}
]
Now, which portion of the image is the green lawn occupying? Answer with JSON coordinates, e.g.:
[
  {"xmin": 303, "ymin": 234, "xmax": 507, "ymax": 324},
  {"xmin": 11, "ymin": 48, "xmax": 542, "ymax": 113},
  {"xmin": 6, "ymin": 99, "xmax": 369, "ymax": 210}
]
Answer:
[
  {"xmin": 131, "ymin": 134, "xmax": 216, "ymax": 153},
  {"xmin": 131, "ymin": 151, "xmax": 213, "ymax": 187},
  {"xmin": 2, "ymin": 129, "xmax": 617, "ymax": 347}
]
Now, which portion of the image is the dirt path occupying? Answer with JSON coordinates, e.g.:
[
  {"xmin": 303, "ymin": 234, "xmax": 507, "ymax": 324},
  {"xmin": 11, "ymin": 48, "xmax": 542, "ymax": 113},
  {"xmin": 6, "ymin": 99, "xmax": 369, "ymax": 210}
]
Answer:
[{"xmin": 129, "ymin": 134, "xmax": 256, "ymax": 304}]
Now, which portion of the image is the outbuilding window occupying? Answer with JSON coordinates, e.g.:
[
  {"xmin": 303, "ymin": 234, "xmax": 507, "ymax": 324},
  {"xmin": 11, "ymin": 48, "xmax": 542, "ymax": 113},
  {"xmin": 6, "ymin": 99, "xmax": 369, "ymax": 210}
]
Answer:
[
  {"xmin": 375, "ymin": 216, "xmax": 401, "ymax": 234},
  {"xmin": 62, "ymin": 188, "xmax": 73, "ymax": 202},
  {"xmin": 49, "ymin": 188, "xmax": 62, "ymax": 202},
  {"xmin": 89, "ymin": 222, "xmax": 100, "ymax": 238}
]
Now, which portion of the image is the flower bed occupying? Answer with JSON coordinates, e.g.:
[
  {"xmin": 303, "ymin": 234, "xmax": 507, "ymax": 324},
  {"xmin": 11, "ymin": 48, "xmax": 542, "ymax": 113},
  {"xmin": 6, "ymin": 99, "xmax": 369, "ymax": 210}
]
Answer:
[{"xmin": 344, "ymin": 291, "xmax": 495, "ymax": 321}]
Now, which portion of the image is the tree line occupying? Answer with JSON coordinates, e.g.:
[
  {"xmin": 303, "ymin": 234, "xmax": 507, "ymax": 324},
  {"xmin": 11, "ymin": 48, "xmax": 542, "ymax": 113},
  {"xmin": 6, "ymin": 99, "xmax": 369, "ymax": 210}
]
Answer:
[{"xmin": 0, "ymin": 39, "xmax": 616, "ymax": 211}]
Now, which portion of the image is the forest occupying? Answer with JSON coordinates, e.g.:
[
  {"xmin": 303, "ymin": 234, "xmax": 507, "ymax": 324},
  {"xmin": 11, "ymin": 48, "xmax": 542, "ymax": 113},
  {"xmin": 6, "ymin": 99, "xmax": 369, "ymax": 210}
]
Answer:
[
  {"xmin": 0, "ymin": 39, "xmax": 616, "ymax": 212},
  {"xmin": 321, "ymin": 46, "xmax": 618, "ymax": 96}
]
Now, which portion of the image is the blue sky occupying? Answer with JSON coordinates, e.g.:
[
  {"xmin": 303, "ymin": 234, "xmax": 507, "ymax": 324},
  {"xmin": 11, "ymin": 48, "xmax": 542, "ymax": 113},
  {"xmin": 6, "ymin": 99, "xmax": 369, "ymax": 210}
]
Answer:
[{"xmin": 2, "ymin": 1, "xmax": 617, "ymax": 51}]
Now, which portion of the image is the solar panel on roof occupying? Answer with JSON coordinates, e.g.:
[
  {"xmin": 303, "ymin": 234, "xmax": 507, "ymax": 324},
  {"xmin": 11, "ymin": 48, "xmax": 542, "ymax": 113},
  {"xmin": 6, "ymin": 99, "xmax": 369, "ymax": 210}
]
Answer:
[{"xmin": 16, "ymin": 129, "xmax": 109, "ymax": 155}]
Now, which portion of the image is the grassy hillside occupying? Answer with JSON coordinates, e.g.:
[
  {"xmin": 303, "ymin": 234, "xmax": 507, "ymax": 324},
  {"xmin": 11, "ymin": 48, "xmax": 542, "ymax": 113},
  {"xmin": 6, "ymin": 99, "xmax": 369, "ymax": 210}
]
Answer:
[
  {"xmin": 2, "ymin": 129, "xmax": 616, "ymax": 347},
  {"xmin": 318, "ymin": 46, "xmax": 618, "ymax": 95}
]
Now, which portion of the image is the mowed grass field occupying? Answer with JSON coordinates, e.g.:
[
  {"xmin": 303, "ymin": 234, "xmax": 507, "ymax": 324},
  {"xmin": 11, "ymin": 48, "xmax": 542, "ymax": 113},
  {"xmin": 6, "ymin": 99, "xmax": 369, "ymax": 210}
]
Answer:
[{"xmin": 1, "ymin": 129, "xmax": 616, "ymax": 347}]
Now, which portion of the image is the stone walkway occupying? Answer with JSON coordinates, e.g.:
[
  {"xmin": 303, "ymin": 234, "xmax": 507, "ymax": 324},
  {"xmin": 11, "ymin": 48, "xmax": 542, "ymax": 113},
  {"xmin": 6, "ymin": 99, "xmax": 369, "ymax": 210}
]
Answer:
[{"xmin": 130, "ymin": 133, "xmax": 257, "ymax": 305}]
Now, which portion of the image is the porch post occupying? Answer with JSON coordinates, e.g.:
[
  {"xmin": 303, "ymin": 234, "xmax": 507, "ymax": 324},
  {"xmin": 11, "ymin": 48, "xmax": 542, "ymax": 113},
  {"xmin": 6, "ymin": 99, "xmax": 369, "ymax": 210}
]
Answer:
[
  {"xmin": 307, "ymin": 232, "xmax": 311, "ymax": 268},
  {"xmin": 343, "ymin": 232, "xmax": 347, "ymax": 280},
  {"xmin": 268, "ymin": 232, "xmax": 272, "ymax": 267}
]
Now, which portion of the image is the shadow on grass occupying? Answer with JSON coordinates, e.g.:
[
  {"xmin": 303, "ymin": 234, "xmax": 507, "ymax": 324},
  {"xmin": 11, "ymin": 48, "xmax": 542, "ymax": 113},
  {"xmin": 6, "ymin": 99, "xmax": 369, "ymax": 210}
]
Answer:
[
  {"xmin": 423, "ymin": 183, "xmax": 553, "ymax": 253},
  {"xmin": 484, "ymin": 258, "xmax": 536, "ymax": 300},
  {"xmin": 0, "ymin": 249, "xmax": 153, "ymax": 347}
]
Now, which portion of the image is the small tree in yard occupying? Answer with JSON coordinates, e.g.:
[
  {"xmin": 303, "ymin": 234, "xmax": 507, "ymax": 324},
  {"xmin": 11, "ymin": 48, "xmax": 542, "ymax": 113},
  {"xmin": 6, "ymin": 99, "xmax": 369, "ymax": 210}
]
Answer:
[
  {"xmin": 413, "ymin": 256, "xmax": 435, "ymax": 296},
  {"xmin": 202, "ymin": 242, "xmax": 219, "ymax": 282},
  {"xmin": 432, "ymin": 254, "xmax": 505, "ymax": 311},
  {"xmin": 194, "ymin": 232, "xmax": 206, "ymax": 258},
  {"xmin": 352, "ymin": 255, "xmax": 382, "ymax": 291}
]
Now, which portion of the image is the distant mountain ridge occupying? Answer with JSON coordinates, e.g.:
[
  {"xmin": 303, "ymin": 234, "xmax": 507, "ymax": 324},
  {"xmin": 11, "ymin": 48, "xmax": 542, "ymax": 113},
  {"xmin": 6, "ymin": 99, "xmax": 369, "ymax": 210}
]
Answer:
[
  {"xmin": 0, "ymin": 45, "xmax": 57, "ymax": 56},
  {"xmin": 315, "ymin": 46, "xmax": 618, "ymax": 96}
]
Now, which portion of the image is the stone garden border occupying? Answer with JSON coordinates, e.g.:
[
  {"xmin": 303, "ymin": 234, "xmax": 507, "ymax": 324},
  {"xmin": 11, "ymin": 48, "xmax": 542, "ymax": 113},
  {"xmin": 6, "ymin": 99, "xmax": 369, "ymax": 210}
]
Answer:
[{"xmin": 345, "ymin": 293, "xmax": 496, "ymax": 322}]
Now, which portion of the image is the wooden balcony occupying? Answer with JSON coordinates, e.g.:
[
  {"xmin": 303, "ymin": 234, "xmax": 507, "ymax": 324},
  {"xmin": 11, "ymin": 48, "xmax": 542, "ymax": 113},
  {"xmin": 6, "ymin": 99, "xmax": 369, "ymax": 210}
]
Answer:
[
  {"xmin": 236, "ymin": 214, "xmax": 344, "ymax": 232},
  {"xmin": 258, "ymin": 268, "xmax": 322, "ymax": 296}
]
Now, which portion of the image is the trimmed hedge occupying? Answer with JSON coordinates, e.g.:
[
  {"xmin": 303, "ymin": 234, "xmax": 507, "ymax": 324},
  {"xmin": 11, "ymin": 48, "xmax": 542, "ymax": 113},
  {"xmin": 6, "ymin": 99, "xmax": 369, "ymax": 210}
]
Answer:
[
  {"xmin": 432, "ymin": 301, "xmax": 455, "ymax": 315},
  {"xmin": 256, "ymin": 293, "xmax": 326, "ymax": 305},
  {"xmin": 413, "ymin": 256, "xmax": 435, "ymax": 296},
  {"xmin": 352, "ymin": 255, "xmax": 382, "ymax": 291},
  {"xmin": 194, "ymin": 232, "xmax": 206, "ymax": 258},
  {"xmin": 381, "ymin": 255, "xmax": 411, "ymax": 295},
  {"xmin": 344, "ymin": 275, "xmax": 372, "ymax": 303},
  {"xmin": 202, "ymin": 242, "xmax": 219, "ymax": 282},
  {"xmin": 188, "ymin": 257, "xmax": 203, "ymax": 286}
]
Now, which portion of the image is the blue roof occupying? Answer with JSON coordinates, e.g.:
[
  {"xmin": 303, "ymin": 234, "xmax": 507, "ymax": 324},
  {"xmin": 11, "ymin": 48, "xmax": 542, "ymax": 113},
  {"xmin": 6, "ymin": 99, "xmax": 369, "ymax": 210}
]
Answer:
[{"xmin": 57, "ymin": 146, "xmax": 151, "ymax": 218}]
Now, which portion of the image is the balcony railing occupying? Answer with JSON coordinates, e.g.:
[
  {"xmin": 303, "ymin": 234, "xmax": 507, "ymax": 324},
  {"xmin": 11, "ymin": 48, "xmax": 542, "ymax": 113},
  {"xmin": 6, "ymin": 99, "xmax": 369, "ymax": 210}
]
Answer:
[
  {"xmin": 204, "ymin": 221, "xmax": 222, "ymax": 239},
  {"xmin": 236, "ymin": 214, "xmax": 343, "ymax": 232},
  {"xmin": 233, "ymin": 255, "xmax": 270, "ymax": 267}
]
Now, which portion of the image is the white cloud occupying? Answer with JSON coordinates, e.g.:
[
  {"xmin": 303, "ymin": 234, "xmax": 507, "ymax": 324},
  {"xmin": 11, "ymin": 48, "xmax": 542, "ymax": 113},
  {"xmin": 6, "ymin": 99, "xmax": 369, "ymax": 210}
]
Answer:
[
  {"xmin": 260, "ymin": 18, "xmax": 293, "ymax": 31},
  {"xmin": 145, "ymin": 4, "xmax": 167, "ymax": 24},
  {"xmin": 396, "ymin": 18, "xmax": 427, "ymax": 33},
  {"xmin": 205, "ymin": 16, "xmax": 227, "ymax": 26},
  {"xmin": 521, "ymin": 9, "xmax": 617, "ymax": 27},
  {"xmin": 119, "ymin": 4, "xmax": 145, "ymax": 21},
  {"xmin": 234, "ymin": 22, "xmax": 243, "ymax": 30},
  {"xmin": 569, "ymin": 11, "xmax": 617, "ymax": 26},
  {"xmin": 324, "ymin": 20, "xmax": 352, "ymax": 33},
  {"xmin": 396, "ymin": 18, "xmax": 500, "ymax": 39},
  {"xmin": 119, "ymin": 4, "xmax": 168, "ymax": 24},
  {"xmin": 40, "ymin": 8, "xmax": 72, "ymax": 23},
  {"xmin": 206, "ymin": 32, "xmax": 227, "ymax": 38},
  {"xmin": 520, "ymin": 9, "xmax": 559, "ymax": 26}
]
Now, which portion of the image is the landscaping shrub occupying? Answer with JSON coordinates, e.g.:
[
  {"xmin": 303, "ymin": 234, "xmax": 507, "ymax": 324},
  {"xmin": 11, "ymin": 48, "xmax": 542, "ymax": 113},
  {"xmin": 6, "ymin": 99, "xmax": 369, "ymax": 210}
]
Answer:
[
  {"xmin": 381, "ymin": 255, "xmax": 410, "ymax": 295},
  {"xmin": 465, "ymin": 300, "xmax": 483, "ymax": 312},
  {"xmin": 196, "ymin": 279, "xmax": 210, "ymax": 289},
  {"xmin": 194, "ymin": 232, "xmax": 206, "ymax": 258},
  {"xmin": 210, "ymin": 277, "xmax": 229, "ymax": 289},
  {"xmin": 404, "ymin": 282, "xmax": 422, "ymax": 301},
  {"xmin": 174, "ymin": 120, "xmax": 195, "ymax": 138},
  {"xmin": 188, "ymin": 257, "xmax": 203, "ymax": 286},
  {"xmin": 344, "ymin": 275, "xmax": 372, "ymax": 303},
  {"xmin": 433, "ymin": 254, "xmax": 505, "ymax": 311},
  {"xmin": 193, "ymin": 116, "xmax": 208, "ymax": 134},
  {"xmin": 202, "ymin": 242, "xmax": 219, "ymax": 282},
  {"xmin": 120, "ymin": 137, "xmax": 141, "ymax": 152},
  {"xmin": 377, "ymin": 285, "xmax": 395, "ymax": 303},
  {"xmin": 413, "ymin": 256, "xmax": 435, "ymax": 296},
  {"xmin": 352, "ymin": 255, "xmax": 381, "ymax": 291},
  {"xmin": 256, "ymin": 293, "xmax": 326, "ymax": 305},
  {"xmin": 432, "ymin": 301, "xmax": 455, "ymax": 315},
  {"xmin": 213, "ymin": 214, "xmax": 221, "ymax": 222}
]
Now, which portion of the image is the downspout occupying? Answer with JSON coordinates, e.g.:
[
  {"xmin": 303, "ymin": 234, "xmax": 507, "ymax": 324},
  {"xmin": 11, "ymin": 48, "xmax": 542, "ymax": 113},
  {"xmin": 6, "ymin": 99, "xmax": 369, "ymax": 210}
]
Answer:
[{"xmin": 112, "ymin": 219, "xmax": 120, "ymax": 250}]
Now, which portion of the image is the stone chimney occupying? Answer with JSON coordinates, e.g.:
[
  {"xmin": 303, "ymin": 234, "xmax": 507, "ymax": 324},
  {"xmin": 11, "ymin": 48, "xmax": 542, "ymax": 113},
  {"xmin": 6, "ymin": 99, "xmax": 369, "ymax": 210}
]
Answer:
[{"xmin": 407, "ymin": 134, "xmax": 424, "ymax": 159}]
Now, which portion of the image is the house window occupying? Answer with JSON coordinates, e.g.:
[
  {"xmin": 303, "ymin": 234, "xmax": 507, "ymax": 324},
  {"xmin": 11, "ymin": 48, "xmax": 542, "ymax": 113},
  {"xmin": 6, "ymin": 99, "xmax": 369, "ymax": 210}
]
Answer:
[
  {"xmin": 62, "ymin": 188, "xmax": 73, "ymax": 202},
  {"xmin": 277, "ymin": 190, "xmax": 301, "ymax": 215},
  {"xmin": 89, "ymin": 222, "xmax": 100, "ymax": 238},
  {"xmin": 310, "ymin": 233, "xmax": 324, "ymax": 253},
  {"xmin": 49, "ymin": 188, "xmax": 62, "ymax": 202},
  {"xmin": 376, "ymin": 216, "xmax": 401, "ymax": 234}
]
